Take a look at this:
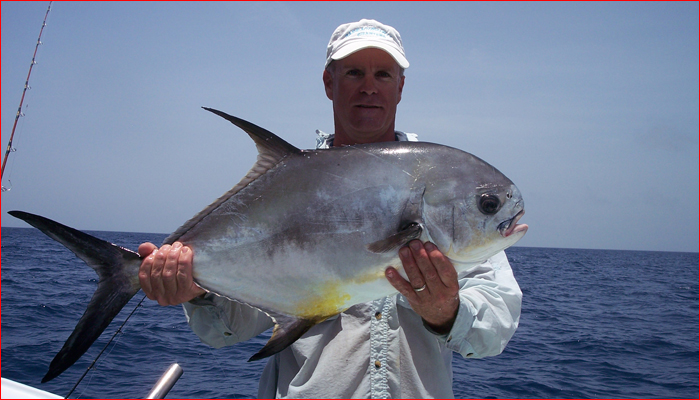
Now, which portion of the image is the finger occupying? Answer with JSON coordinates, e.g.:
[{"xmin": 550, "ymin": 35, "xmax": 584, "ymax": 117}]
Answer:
[
  {"xmin": 139, "ymin": 248, "xmax": 157, "ymax": 300},
  {"xmin": 385, "ymin": 266, "xmax": 420, "ymax": 301},
  {"xmin": 407, "ymin": 240, "xmax": 440, "ymax": 290},
  {"xmin": 138, "ymin": 242, "xmax": 157, "ymax": 258},
  {"xmin": 175, "ymin": 245, "xmax": 204, "ymax": 302},
  {"xmin": 162, "ymin": 242, "xmax": 182, "ymax": 304},
  {"xmin": 150, "ymin": 244, "xmax": 171, "ymax": 305},
  {"xmin": 425, "ymin": 242, "xmax": 459, "ymax": 289},
  {"xmin": 399, "ymin": 244, "xmax": 427, "ymax": 292}
]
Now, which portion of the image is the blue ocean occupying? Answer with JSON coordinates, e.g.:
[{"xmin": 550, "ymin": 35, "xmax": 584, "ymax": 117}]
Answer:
[{"xmin": 1, "ymin": 227, "xmax": 698, "ymax": 399}]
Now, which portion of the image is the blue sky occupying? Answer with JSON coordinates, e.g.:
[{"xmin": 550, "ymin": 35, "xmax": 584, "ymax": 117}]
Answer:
[{"xmin": 2, "ymin": 2, "xmax": 698, "ymax": 252}]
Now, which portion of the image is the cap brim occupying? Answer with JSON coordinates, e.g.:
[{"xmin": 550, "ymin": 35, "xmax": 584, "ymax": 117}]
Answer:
[{"xmin": 330, "ymin": 40, "xmax": 409, "ymax": 69}]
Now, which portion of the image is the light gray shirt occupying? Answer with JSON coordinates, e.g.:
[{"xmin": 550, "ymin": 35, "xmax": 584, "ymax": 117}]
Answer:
[{"xmin": 183, "ymin": 131, "xmax": 522, "ymax": 398}]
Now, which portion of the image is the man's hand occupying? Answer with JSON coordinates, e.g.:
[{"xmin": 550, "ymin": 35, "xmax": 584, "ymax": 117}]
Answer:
[
  {"xmin": 385, "ymin": 240, "xmax": 460, "ymax": 335},
  {"xmin": 138, "ymin": 242, "xmax": 205, "ymax": 306}
]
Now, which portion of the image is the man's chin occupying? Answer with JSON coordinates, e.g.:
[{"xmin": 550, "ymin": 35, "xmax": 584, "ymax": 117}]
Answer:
[{"xmin": 348, "ymin": 115, "xmax": 389, "ymax": 131}]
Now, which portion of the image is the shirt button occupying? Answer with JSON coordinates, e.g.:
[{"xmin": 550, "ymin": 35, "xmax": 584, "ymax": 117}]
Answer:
[
  {"xmin": 447, "ymin": 335, "xmax": 452, "ymax": 342},
  {"xmin": 466, "ymin": 353, "xmax": 474, "ymax": 357},
  {"xmin": 374, "ymin": 360, "xmax": 382, "ymax": 369},
  {"xmin": 223, "ymin": 332, "xmax": 232, "ymax": 336},
  {"xmin": 375, "ymin": 312, "xmax": 382, "ymax": 320}
]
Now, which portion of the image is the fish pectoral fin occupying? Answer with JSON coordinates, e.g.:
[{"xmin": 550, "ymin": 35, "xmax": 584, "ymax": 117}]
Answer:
[
  {"xmin": 366, "ymin": 185, "xmax": 426, "ymax": 254},
  {"xmin": 248, "ymin": 315, "xmax": 320, "ymax": 362},
  {"xmin": 366, "ymin": 222, "xmax": 423, "ymax": 254}
]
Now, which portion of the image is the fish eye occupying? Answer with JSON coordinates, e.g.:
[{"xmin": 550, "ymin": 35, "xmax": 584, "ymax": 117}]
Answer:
[{"xmin": 478, "ymin": 194, "xmax": 501, "ymax": 215}]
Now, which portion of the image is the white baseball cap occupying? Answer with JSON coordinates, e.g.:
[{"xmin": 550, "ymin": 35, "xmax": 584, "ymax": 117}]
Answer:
[{"xmin": 325, "ymin": 19, "xmax": 409, "ymax": 69}]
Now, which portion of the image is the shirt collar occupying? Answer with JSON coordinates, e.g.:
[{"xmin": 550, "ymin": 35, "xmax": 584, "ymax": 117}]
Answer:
[{"xmin": 315, "ymin": 130, "xmax": 417, "ymax": 149}]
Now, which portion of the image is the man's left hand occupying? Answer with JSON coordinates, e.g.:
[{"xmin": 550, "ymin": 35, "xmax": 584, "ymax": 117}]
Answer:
[{"xmin": 385, "ymin": 240, "xmax": 460, "ymax": 335}]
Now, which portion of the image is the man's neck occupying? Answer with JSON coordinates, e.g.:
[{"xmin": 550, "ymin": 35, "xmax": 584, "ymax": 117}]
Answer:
[{"xmin": 331, "ymin": 128, "xmax": 397, "ymax": 147}]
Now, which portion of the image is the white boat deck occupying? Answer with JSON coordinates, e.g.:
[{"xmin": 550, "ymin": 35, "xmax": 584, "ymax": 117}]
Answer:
[{"xmin": 1, "ymin": 378, "xmax": 64, "ymax": 399}]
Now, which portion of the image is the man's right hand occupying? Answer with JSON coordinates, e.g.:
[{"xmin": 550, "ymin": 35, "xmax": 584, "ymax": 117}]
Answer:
[{"xmin": 138, "ymin": 242, "xmax": 206, "ymax": 306}]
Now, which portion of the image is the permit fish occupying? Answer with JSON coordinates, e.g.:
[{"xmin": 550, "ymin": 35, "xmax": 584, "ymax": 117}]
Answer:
[{"xmin": 10, "ymin": 107, "xmax": 528, "ymax": 383}]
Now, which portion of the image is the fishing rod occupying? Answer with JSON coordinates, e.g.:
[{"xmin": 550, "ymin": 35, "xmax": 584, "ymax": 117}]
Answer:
[{"xmin": 1, "ymin": 1, "xmax": 53, "ymax": 192}]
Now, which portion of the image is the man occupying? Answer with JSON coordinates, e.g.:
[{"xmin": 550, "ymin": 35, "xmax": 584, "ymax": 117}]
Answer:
[{"xmin": 138, "ymin": 19, "xmax": 521, "ymax": 398}]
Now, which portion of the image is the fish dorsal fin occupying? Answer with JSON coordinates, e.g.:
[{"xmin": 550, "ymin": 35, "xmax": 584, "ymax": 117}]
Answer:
[
  {"xmin": 203, "ymin": 107, "xmax": 301, "ymax": 160},
  {"xmin": 165, "ymin": 109, "xmax": 302, "ymax": 244}
]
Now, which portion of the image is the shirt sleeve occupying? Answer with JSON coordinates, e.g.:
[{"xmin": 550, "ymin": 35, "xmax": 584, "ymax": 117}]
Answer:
[
  {"xmin": 182, "ymin": 293, "xmax": 274, "ymax": 349},
  {"xmin": 433, "ymin": 250, "xmax": 522, "ymax": 359}
]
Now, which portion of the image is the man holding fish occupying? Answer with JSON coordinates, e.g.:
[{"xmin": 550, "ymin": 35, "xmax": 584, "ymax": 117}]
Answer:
[{"xmin": 138, "ymin": 19, "xmax": 522, "ymax": 398}]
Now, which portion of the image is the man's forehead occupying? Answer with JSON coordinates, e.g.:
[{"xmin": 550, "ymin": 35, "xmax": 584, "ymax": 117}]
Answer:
[{"xmin": 334, "ymin": 48, "xmax": 401, "ymax": 70}]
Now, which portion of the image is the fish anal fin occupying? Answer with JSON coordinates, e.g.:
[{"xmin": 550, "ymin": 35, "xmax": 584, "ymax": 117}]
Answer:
[
  {"xmin": 248, "ymin": 315, "xmax": 320, "ymax": 362},
  {"xmin": 367, "ymin": 222, "xmax": 423, "ymax": 254}
]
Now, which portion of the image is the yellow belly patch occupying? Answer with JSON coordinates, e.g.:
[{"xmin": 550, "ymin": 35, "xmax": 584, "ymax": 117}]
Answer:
[
  {"xmin": 292, "ymin": 280, "xmax": 352, "ymax": 319},
  {"xmin": 291, "ymin": 268, "xmax": 392, "ymax": 319}
]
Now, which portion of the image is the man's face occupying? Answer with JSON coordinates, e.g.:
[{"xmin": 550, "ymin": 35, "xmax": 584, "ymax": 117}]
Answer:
[{"xmin": 323, "ymin": 48, "xmax": 405, "ymax": 145}]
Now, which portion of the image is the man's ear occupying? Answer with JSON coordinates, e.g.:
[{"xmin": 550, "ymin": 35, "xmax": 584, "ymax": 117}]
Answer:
[
  {"xmin": 397, "ymin": 75, "xmax": 405, "ymax": 104},
  {"xmin": 323, "ymin": 69, "xmax": 334, "ymax": 101}
]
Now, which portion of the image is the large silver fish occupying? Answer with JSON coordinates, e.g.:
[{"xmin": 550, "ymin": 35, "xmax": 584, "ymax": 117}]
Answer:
[{"xmin": 10, "ymin": 107, "xmax": 528, "ymax": 383}]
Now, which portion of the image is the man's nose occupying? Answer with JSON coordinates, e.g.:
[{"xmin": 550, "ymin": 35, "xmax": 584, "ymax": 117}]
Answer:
[{"xmin": 359, "ymin": 76, "xmax": 378, "ymax": 95}]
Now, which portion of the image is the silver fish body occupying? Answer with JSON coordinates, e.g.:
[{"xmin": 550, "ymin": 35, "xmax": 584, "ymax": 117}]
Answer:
[
  {"xmin": 9, "ymin": 108, "xmax": 527, "ymax": 382},
  {"xmin": 178, "ymin": 141, "xmax": 525, "ymax": 319}
]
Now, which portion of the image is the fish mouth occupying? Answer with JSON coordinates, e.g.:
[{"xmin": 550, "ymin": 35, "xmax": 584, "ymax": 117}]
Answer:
[{"xmin": 498, "ymin": 210, "xmax": 528, "ymax": 238}]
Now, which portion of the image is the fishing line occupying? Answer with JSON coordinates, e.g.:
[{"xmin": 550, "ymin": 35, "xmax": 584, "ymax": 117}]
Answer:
[
  {"xmin": 65, "ymin": 294, "xmax": 147, "ymax": 399},
  {"xmin": 74, "ymin": 312, "xmax": 131, "ymax": 399}
]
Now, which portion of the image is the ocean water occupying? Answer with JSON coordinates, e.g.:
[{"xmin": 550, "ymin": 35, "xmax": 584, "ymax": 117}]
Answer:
[{"xmin": 1, "ymin": 227, "xmax": 698, "ymax": 399}]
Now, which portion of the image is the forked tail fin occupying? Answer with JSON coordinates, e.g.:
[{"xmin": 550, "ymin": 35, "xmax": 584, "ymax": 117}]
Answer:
[{"xmin": 8, "ymin": 211, "xmax": 143, "ymax": 383}]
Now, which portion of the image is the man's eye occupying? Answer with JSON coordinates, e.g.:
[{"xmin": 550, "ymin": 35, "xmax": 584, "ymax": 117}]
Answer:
[{"xmin": 346, "ymin": 69, "xmax": 362, "ymax": 77}]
